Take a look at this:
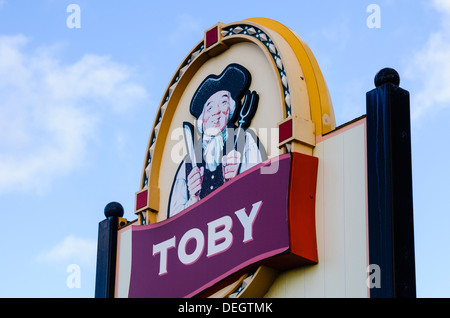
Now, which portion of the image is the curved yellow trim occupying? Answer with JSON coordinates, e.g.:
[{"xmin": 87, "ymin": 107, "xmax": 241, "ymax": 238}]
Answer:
[{"xmin": 246, "ymin": 17, "xmax": 335, "ymax": 135}]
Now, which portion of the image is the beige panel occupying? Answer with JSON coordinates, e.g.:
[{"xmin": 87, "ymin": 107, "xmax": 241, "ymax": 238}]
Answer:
[
  {"xmin": 342, "ymin": 124, "xmax": 369, "ymax": 297},
  {"xmin": 115, "ymin": 225, "xmax": 133, "ymax": 298},
  {"xmin": 322, "ymin": 132, "xmax": 346, "ymax": 297},
  {"xmin": 285, "ymin": 267, "xmax": 306, "ymax": 297},
  {"xmin": 264, "ymin": 119, "xmax": 368, "ymax": 298}
]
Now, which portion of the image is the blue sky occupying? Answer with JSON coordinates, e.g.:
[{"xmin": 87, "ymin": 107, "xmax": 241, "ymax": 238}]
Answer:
[{"xmin": 0, "ymin": 0, "xmax": 449, "ymax": 298}]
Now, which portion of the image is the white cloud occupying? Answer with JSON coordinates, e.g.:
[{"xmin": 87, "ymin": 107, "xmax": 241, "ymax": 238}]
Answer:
[
  {"xmin": 405, "ymin": 0, "xmax": 450, "ymax": 122},
  {"xmin": 433, "ymin": 0, "xmax": 450, "ymax": 15},
  {"xmin": 0, "ymin": 35, "xmax": 148, "ymax": 194},
  {"xmin": 36, "ymin": 235, "xmax": 97, "ymax": 267},
  {"xmin": 406, "ymin": 33, "xmax": 450, "ymax": 121}
]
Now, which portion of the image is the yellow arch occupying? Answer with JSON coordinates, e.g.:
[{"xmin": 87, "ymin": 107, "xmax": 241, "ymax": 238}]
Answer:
[
  {"xmin": 136, "ymin": 18, "xmax": 336, "ymax": 223},
  {"xmin": 246, "ymin": 17, "xmax": 336, "ymax": 135}
]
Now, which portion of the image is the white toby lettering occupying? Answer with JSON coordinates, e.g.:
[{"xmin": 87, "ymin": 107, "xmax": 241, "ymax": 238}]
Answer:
[
  {"xmin": 152, "ymin": 201, "xmax": 262, "ymax": 275},
  {"xmin": 234, "ymin": 201, "xmax": 263, "ymax": 243},
  {"xmin": 178, "ymin": 228, "xmax": 204, "ymax": 265},
  {"xmin": 153, "ymin": 236, "xmax": 176, "ymax": 276},
  {"xmin": 207, "ymin": 216, "xmax": 233, "ymax": 257}
]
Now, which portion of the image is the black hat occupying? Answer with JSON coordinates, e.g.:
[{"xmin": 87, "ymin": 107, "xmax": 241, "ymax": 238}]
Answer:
[{"xmin": 190, "ymin": 63, "xmax": 251, "ymax": 119}]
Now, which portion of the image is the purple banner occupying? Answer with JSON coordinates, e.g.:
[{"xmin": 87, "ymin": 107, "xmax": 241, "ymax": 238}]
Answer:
[{"xmin": 128, "ymin": 155, "xmax": 292, "ymax": 298}]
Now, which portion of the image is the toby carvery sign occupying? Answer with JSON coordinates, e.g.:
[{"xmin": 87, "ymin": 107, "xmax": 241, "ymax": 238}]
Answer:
[{"xmin": 130, "ymin": 18, "xmax": 335, "ymax": 298}]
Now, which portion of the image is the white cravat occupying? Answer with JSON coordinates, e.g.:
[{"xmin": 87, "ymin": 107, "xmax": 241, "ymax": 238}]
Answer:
[{"xmin": 202, "ymin": 128, "xmax": 228, "ymax": 171}]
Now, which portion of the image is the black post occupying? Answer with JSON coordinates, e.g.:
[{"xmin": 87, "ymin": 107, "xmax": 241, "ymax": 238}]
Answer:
[
  {"xmin": 95, "ymin": 202, "xmax": 124, "ymax": 298},
  {"xmin": 366, "ymin": 68, "xmax": 416, "ymax": 298}
]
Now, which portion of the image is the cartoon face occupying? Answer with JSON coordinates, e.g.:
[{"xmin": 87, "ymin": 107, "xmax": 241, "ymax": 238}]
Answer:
[{"xmin": 201, "ymin": 90, "xmax": 231, "ymax": 137}]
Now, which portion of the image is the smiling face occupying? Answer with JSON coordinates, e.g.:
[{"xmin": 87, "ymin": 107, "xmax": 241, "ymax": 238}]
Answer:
[{"xmin": 202, "ymin": 90, "xmax": 231, "ymax": 137}]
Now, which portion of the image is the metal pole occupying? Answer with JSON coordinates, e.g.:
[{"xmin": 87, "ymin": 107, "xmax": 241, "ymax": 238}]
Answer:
[
  {"xmin": 95, "ymin": 202, "xmax": 124, "ymax": 298},
  {"xmin": 366, "ymin": 68, "xmax": 416, "ymax": 298}
]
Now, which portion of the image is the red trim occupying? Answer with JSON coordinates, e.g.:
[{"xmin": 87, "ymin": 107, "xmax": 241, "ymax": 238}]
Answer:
[
  {"xmin": 288, "ymin": 152, "xmax": 319, "ymax": 264},
  {"xmin": 279, "ymin": 118, "xmax": 293, "ymax": 143},
  {"xmin": 205, "ymin": 26, "xmax": 218, "ymax": 48},
  {"xmin": 135, "ymin": 189, "xmax": 148, "ymax": 211}
]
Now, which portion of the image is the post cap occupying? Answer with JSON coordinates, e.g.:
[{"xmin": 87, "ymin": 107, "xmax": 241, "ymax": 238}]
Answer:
[
  {"xmin": 374, "ymin": 68, "xmax": 400, "ymax": 87},
  {"xmin": 104, "ymin": 201, "xmax": 124, "ymax": 218}
]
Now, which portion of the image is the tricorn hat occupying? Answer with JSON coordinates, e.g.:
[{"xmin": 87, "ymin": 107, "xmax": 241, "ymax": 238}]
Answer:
[{"xmin": 190, "ymin": 63, "xmax": 251, "ymax": 120}]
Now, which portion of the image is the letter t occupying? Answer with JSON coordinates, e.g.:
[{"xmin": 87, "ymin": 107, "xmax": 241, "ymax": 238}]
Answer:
[{"xmin": 153, "ymin": 236, "xmax": 176, "ymax": 276}]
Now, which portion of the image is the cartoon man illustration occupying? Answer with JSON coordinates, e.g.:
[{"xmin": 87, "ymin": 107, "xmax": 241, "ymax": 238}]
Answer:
[{"xmin": 168, "ymin": 63, "xmax": 266, "ymax": 217}]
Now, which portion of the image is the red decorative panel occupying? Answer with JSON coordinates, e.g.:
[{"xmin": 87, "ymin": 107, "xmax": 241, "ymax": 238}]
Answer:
[
  {"xmin": 135, "ymin": 189, "xmax": 148, "ymax": 211},
  {"xmin": 205, "ymin": 26, "xmax": 218, "ymax": 48},
  {"xmin": 279, "ymin": 118, "xmax": 293, "ymax": 143}
]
